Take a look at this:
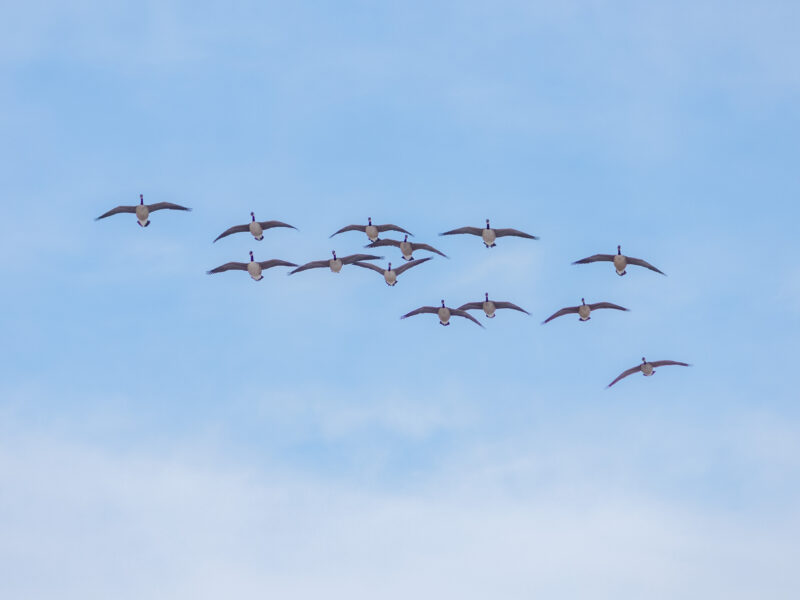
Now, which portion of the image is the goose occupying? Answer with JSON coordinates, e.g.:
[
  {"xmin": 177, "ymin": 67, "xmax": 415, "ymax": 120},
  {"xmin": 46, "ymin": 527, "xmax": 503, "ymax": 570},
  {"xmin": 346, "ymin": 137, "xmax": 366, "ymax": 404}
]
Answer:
[
  {"xmin": 366, "ymin": 235, "xmax": 448, "ymax": 261},
  {"xmin": 330, "ymin": 218, "xmax": 413, "ymax": 242},
  {"xmin": 401, "ymin": 300, "xmax": 484, "ymax": 327},
  {"xmin": 542, "ymin": 298, "xmax": 629, "ymax": 324},
  {"xmin": 95, "ymin": 194, "xmax": 191, "ymax": 226},
  {"xmin": 351, "ymin": 257, "xmax": 432, "ymax": 286},
  {"xmin": 213, "ymin": 213, "xmax": 297, "ymax": 243},
  {"xmin": 207, "ymin": 251, "xmax": 297, "ymax": 281},
  {"xmin": 607, "ymin": 357, "xmax": 690, "ymax": 388},
  {"xmin": 440, "ymin": 219, "xmax": 538, "ymax": 248},
  {"xmin": 289, "ymin": 251, "xmax": 383, "ymax": 275},
  {"xmin": 458, "ymin": 293, "xmax": 530, "ymax": 318},
  {"xmin": 572, "ymin": 245, "xmax": 665, "ymax": 276}
]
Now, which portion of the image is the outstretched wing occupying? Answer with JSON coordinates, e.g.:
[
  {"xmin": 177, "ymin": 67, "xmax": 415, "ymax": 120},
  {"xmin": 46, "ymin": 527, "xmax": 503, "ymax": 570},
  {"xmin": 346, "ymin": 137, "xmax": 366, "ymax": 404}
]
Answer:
[
  {"xmin": 376, "ymin": 224, "xmax": 413, "ymax": 236},
  {"xmin": 626, "ymin": 256, "xmax": 666, "ymax": 275},
  {"xmin": 456, "ymin": 301, "xmax": 484, "ymax": 312},
  {"xmin": 340, "ymin": 253, "xmax": 383, "ymax": 264},
  {"xmin": 259, "ymin": 220, "xmax": 297, "ymax": 230},
  {"xmin": 401, "ymin": 306, "xmax": 438, "ymax": 319},
  {"xmin": 330, "ymin": 224, "xmax": 366, "ymax": 238},
  {"xmin": 350, "ymin": 261, "xmax": 385, "ymax": 275},
  {"xmin": 607, "ymin": 365, "xmax": 642, "ymax": 388},
  {"xmin": 572, "ymin": 254, "xmax": 615, "ymax": 265},
  {"xmin": 365, "ymin": 239, "xmax": 401, "ymax": 249},
  {"xmin": 493, "ymin": 301, "xmax": 530, "ymax": 315},
  {"xmin": 411, "ymin": 242, "xmax": 448, "ymax": 258},
  {"xmin": 393, "ymin": 256, "xmax": 432, "ymax": 275},
  {"xmin": 439, "ymin": 226, "xmax": 483, "ymax": 237},
  {"xmin": 95, "ymin": 205, "xmax": 136, "ymax": 220},
  {"xmin": 541, "ymin": 306, "xmax": 579, "ymax": 324},
  {"xmin": 588, "ymin": 302, "xmax": 629, "ymax": 312},
  {"xmin": 213, "ymin": 223, "xmax": 249, "ymax": 242},
  {"xmin": 650, "ymin": 360, "xmax": 690, "ymax": 368},
  {"xmin": 450, "ymin": 309, "xmax": 485, "ymax": 328},
  {"xmin": 207, "ymin": 262, "xmax": 248, "ymax": 274},
  {"xmin": 258, "ymin": 259, "xmax": 297, "ymax": 270},
  {"xmin": 289, "ymin": 260, "xmax": 329, "ymax": 274},
  {"xmin": 146, "ymin": 202, "xmax": 192, "ymax": 212},
  {"xmin": 493, "ymin": 228, "xmax": 538, "ymax": 240}
]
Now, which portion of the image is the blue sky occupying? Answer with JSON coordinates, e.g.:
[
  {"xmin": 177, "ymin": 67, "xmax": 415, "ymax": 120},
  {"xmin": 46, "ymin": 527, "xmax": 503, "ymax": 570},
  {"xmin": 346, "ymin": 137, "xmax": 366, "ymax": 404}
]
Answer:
[{"xmin": 1, "ymin": 1, "xmax": 799, "ymax": 597}]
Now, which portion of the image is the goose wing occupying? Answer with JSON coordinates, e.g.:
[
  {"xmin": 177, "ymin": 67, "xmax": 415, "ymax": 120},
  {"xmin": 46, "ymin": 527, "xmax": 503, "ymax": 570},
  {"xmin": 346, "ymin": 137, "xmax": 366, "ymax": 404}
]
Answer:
[
  {"xmin": 213, "ymin": 223, "xmax": 250, "ymax": 242},
  {"xmin": 401, "ymin": 306, "xmax": 439, "ymax": 319},
  {"xmin": 541, "ymin": 306, "xmax": 580, "ymax": 324},
  {"xmin": 493, "ymin": 301, "xmax": 530, "ymax": 315},
  {"xmin": 289, "ymin": 260, "xmax": 330, "ymax": 274},
  {"xmin": 365, "ymin": 239, "xmax": 401, "ymax": 249},
  {"xmin": 330, "ymin": 224, "xmax": 367, "ymax": 238},
  {"xmin": 411, "ymin": 242, "xmax": 448, "ymax": 258},
  {"xmin": 350, "ymin": 261, "xmax": 385, "ymax": 275},
  {"xmin": 259, "ymin": 220, "xmax": 297, "ymax": 230},
  {"xmin": 572, "ymin": 253, "xmax": 615, "ymax": 265},
  {"xmin": 393, "ymin": 256, "xmax": 432, "ymax": 275},
  {"xmin": 493, "ymin": 228, "xmax": 539, "ymax": 240},
  {"xmin": 340, "ymin": 253, "xmax": 383, "ymax": 264},
  {"xmin": 607, "ymin": 365, "xmax": 642, "ymax": 388},
  {"xmin": 588, "ymin": 302, "xmax": 629, "ymax": 312},
  {"xmin": 376, "ymin": 224, "xmax": 414, "ymax": 236},
  {"xmin": 649, "ymin": 360, "xmax": 690, "ymax": 368},
  {"xmin": 456, "ymin": 301, "xmax": 484, "ymax": 312},
  {"xmin": 258, "ymin": 259, "xmax": 297, "ymax": 270},
  {"xmin": 207, "ymin": 262, "xmax": 248, "ymax": 274},
  {"xmin": 626, "ymin": 256, "xmax": 666, "ymax": 275},
  {"xmin": 146, "ymin": 202, "xmax": 192, "ymax": 212},
  {"xmin": 450, "ymin": 308, "xmax": 485, "ymax": 328},
  {"xmin": 439, "ymin": 226, "xmax": 483, "ymax": 237},
  {"xmin": 95, "ymin": 205, "xmax": 137, "ymax": 220}
]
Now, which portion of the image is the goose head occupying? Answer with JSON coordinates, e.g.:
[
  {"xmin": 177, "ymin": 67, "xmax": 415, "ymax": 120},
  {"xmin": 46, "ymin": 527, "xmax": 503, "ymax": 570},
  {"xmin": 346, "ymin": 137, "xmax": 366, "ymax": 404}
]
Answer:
[
  {"xmin": 581, "ymin": 297, "xmax": 586, "ymax": 305},
  {"xmin": 368, "ymin": 217, "xmax": 372, "ymax": 226},
  {"xmin": 617, "ymin": 245, "xmax": 622, "ymax": 255},
  {"xmin": 485, "ymin": 292, "xmax": 489, "ymax": 301},
  {"xmin": 249, "ymin": 251, "xmax": 254, "ymax": 262},
  {"xmin": 641, "ymin": 357, "xmax": 647, "ymax": 364},
  {"xmin": 139, "ymin": 194, "xmax": 144, "ymax": 205},
  {"xmin": 331, "ymin": 250, "xmax": 337, "ymax": 260},
  {"xmin": 250, "ymin": 212, "xmax": 256, "ymax": 222},
  {"xmin": 485, "ymin": 219, "xmax": 491, "ymax": 229},
  {"xmin": 403, "ymin": 234, "xmax": 408, "ymax": 242},
  {"xmin": 441, "ymin": 300, "xmax": 446, "ymax": 308},
  {"xmin": 387, "ymin": 262, "xmax": 392, "ymax": 271}
]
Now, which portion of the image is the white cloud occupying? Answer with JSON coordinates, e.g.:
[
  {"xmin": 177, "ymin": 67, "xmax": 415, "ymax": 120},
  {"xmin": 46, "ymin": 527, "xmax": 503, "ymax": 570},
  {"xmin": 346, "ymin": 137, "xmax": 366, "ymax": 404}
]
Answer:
[{"xmin": 1, "ymin": 415, "xmax": 799, "ymax": 600}]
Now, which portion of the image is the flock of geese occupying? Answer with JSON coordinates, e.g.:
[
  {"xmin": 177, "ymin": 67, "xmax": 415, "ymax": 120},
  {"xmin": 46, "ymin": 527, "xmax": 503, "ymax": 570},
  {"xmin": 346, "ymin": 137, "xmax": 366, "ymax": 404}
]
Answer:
[{"xmin": 96, "ymin": 196, "xmax": 690, "ymax": 388}]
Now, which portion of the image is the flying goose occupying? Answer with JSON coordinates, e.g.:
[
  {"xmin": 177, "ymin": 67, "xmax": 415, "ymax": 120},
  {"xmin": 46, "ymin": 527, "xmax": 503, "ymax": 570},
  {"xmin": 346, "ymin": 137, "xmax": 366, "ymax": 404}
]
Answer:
[
  {"xmin": 351, "ymin": 257, "xmax": 432, "ymax": 286},
  {"xmin": 401, "ymin": 300, "xmax": 484, "ymax": 327},
  {"xmin": 330, "ymin": 218, "xmax": 413, "ymax": 242},
  {"xmin": 289, "ymin": 251, "xmax": 383, "ymax": 275},
  {"xmin": 573, "ymin": 245, "xmax": 665, "ymax": 276},
  {"xmin": 458, "ymin": 293, "xmax": 530, "ymax": 318},
  {"xmin": 95, "ymin": 194, "xmax": 191, "ymax": 227},
  {"xmin": 213, "ymin": 213, "xmax": 297, "ymax": 243},
  {"xmin": 439, "ymin": 219, "xmax": 538, "ymax": 248},
  {"xmin": 366, "ymin": 235, "xmax": 447, "ymax": 261},
  {"xmin": 207, "ymin": 252, "xmax": 297, "ymax": 281},
  {"xmin": 542, "ymin": 298, "xmax": 629, "ymax": 324},
  {"xmin": 607, "ymin": 358, "xmax": 690, "ymax": 388}
]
